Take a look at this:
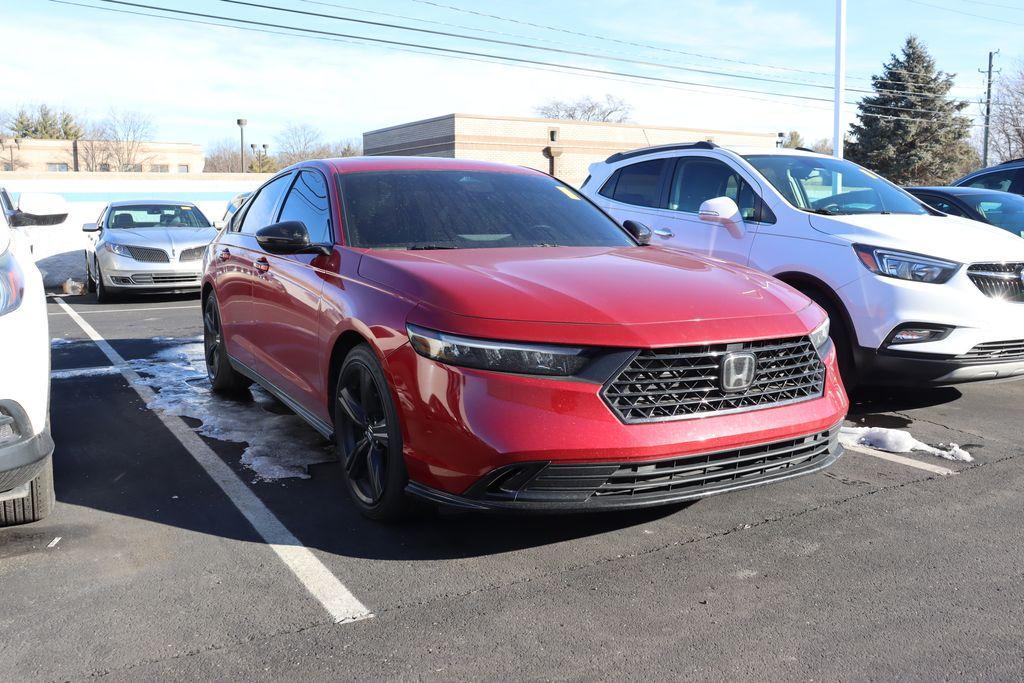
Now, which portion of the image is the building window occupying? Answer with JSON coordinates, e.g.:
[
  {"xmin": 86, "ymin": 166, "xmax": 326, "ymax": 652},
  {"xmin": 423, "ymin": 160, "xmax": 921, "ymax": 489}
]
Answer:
[
  {"xmin": 151, "ymin": 164, "xmax": 169, "ymax": 173},
  {"xmin": 46, "ymin": 162, "xmax": 70, "ymax": 172},
  {"xmin": 177, "ymin": 164, "xmax": 189, "ymax": 173},
  {"xmin": 122, "ymin": 164, "xmax": 143, "ymax": 172},
  {"xmin": 548, "ymin": 128, "xmax": 559, "ymax": 143},
  {"xmin": 2, "ymin": 162, "xmax": 11, "ymax": 172},
  {"xmin": 99, "ymin": 163, "xmax": 111, "ymax": 172}
]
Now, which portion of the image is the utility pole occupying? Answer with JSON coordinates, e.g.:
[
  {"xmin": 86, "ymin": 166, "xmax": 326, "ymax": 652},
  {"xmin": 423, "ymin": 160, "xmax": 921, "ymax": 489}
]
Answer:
[
  {"xmin": 237, "ymin": 119, "xmax": 248, "ymax": 173},
  {"xmin": 980, "ymin": 50, "xmax": 1000, "ymax": 167},
  {"xmin": 833, "ymin": 0, "xmax": 847, "ymax": 159}
]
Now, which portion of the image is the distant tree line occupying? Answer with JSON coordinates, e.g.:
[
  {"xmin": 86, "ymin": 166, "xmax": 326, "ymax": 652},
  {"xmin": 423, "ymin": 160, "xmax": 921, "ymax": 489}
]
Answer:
[{"xmin": 203, "ymin": 124, "xmax": 362, "ymax": 174}]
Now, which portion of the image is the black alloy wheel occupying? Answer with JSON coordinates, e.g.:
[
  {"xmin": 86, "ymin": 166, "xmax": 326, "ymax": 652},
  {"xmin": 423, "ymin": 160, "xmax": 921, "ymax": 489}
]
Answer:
[{"xmin": 203, "ymin": 293, "xmax": 250, "ymax": 393}]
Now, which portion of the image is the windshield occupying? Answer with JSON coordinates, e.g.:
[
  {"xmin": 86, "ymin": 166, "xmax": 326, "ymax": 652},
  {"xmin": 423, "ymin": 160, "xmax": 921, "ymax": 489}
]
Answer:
[
  {"xmin": 107, "ymin": 204, "xmax": 210, "ymax": 229},
  {"xmin": 744, "ymin": 155, "xmax": 928, "ymax": 216},
  {"xmin": 338, "ymin": 170, "xmax": 635, "ymax": 249},
  {"xmin": 960, "ymin": 193, "xmax": 1024, "ymax": 236}
]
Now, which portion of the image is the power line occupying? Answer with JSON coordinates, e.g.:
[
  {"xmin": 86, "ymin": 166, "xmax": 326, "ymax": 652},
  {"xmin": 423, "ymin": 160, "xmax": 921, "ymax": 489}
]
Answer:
[{"xmin": 903, "ymin": 0, "xmax": 1024, "ymax": 25}]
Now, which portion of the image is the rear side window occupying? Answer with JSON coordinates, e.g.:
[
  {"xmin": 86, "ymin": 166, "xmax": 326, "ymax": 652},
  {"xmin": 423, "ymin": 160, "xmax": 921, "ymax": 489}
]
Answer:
[
  {"xmin": 278, "ymin": 171, "xmax": 332, "ymax": 244},
  {"xmin": 599, "ymin": 159, "xmax": 666, "ymax": 208},
  {"xmin": 238, "ymin": 173, "xmax": 293, "ymax": 235},
  {"xmin": 961, "ymin": 169, "xmax": 1020, "ymax": 192}
]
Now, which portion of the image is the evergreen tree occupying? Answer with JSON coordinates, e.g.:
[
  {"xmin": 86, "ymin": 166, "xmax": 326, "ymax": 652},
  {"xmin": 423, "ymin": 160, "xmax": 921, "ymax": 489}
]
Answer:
[
  {"xmin": 6, "ymin": 104, "xmax": 84, "ymax": 139},
  {"xmin": 846, "ymin": 36, "xmax": 976, "ymax": 185}
]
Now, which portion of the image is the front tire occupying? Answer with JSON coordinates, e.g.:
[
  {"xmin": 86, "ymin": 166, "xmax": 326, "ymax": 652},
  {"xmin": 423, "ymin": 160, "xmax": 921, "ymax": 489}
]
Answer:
[
  {"xmin": 334, "ymin": 345, "xmax": 410, "ymax": 521},
  {"xmin": 95, "ymin": 262, "xmax": 116, "ymax": 303},
  {"xmin": 203, "ymin": 293, "xmax": 251, "ymax": 394},
  {"xmin": 85, "ymin": 253, "xmax": 97, "ymax": 293},
  {"xmin": 0, "ymin": 456, "xmax": 55, "ymax": 527}
]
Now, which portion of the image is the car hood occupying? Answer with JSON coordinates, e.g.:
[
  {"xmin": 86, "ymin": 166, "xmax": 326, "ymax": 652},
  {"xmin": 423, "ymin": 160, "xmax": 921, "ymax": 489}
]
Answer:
[
  {"xmin": 808, "ymin": 212, "xmax": 1024, "ymax": 263},
  {"xmin": 106, "ymin": 227, "xmax": 218, "ymax": 249},
  {"xmin": 358, "ymin": 246, "xmax": 814, "ymax": 327}
]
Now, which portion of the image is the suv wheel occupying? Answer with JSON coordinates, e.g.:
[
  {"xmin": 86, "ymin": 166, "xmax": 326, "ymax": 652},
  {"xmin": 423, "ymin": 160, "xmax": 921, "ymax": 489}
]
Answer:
[
  {"xmin": 334, "ymin": 345, "xmax": 410, "ymax": 521},
  {"xmin": 203, "ymin": 293, "xmax": 251, "ymax": 393},
  {"xmin": 0, "ymin": 456, "xmax": 55, "ymax": 526}
]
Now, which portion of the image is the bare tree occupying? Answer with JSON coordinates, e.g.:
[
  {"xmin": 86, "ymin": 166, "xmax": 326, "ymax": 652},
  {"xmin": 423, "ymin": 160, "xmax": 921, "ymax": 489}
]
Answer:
[
  {"xmin": 203, "ymin": 138, "xmax": 242, "ymax": 173},
  {"xmin": 275, "ymin": 123, "xmax": 328, "ymax": 167},
  {"xmin": 102, "ymin": 110, "xmax": 155, "ymax": 171},
  {"xmin": 324, "ymin": 138, "xmax": 362, "ymax": 158},
  {"xmin": 782, "ymin": 131, "xmax": 806, "ymax": 149},
  {"xmin": 811, "ymin": 138, "xmax": 833, "ymax": 155},
  {"xmin": 989, "ymin": 64, "xmax": 1024, "ymax": 163},
  {"xmin": 535, "ymin": 95, "xmax": 632, "ymax": 123},
  {"xmin": 72, "ymin": 122, "xmax": 113, "ymax": 171}
]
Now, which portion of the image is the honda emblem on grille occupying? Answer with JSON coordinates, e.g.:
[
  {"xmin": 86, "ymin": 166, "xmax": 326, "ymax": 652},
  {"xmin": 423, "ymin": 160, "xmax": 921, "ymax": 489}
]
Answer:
[{"xmin": 720, "ymin": 352, "xmax": 757, "ymax": 392}]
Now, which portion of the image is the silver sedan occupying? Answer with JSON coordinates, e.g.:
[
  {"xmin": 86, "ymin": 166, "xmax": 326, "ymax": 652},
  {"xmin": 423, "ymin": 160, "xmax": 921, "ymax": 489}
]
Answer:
[{"xmin": 83, "ymin": 200, "xmax": 218, "ymax": 302}]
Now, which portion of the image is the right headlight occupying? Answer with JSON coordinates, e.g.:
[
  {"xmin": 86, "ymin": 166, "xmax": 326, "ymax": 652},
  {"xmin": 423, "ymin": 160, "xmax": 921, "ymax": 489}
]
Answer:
[
  {"xmin": 853, "ymin": 245, "xmax": 959, "ymax": 284},
  {"xmin": 407, "ymin": 324, "xmax": 591, "ymax": 376},
  {"xmin": 104, "ymin": 242, "xmax": 132, "ymax": 258}
]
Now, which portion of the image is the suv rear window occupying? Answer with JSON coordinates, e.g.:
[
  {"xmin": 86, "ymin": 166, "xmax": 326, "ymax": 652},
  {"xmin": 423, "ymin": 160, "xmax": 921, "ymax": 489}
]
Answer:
[
  {"xmin": 598, "ymin": 159, "xmax": 666, "ymax": 208},
  {"xmin": 961, "ymin": 169, "xmax": 1021, "ymax": 193}
]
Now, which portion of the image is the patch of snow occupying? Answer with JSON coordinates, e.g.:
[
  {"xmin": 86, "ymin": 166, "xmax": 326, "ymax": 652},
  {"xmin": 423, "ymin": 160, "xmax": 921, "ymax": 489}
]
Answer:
[
  {"xmin": 50, "ymin": 365, "xmax": 122, "ymax": 380},
  {"xmin": 128, "ymin": 339, "xmax": 336, "ymax": 481},
  {"xmin": 839, "ymin": 426, "xmax": 973, "ymax": 462}
]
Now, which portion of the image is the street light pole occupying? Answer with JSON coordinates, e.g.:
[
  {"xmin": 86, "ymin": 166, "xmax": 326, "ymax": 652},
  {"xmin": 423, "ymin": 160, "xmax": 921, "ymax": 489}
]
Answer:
[
  {"xmin": 833, "ymin": 0, "xmax": 847, "ymax": 159},
  {"xmin": 980, "ymin": 49, "xmax": 1000, "ymax": 167},
  {"xmin": 237, "ymin": 119, "xmax": 247, "ymax": 173}
]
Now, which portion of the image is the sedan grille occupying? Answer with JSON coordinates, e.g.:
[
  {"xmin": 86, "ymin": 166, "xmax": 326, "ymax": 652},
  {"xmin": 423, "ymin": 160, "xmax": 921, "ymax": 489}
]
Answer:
[
  {"xmin": 967, "ymin": 263, "xmax": 1024, "ymax": 302},
  {"xmin": 179, "ymin": 246, "xmax": 206, "ymax": 262},
  {"xmin": 123, "ymin": 245, "xmax": 170, "ymax": 263},
  {"xmin": 130, "ymin": 273, "xmax": 201, "ymax": 285},
  {"xmin": 602, "ymin": 336, "xmax": 825, "ymax": 424},
  {"xmin": 957, "ymin": 339, "xmax": 1024, "ymax": 363}
]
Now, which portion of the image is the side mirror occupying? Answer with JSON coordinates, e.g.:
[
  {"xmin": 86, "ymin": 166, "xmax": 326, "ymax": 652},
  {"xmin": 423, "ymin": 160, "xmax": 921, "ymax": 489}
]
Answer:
[
  {"xmin": 698, "ymin": 197, "xmax": 745, "ymax": 238},
  {"xmin": 622, "ymin": 220, "xmax": 652, "ymax": 246},
  {"xmin": 213, "ymin": 219, "xmax": 226, "ymax": 230},
  {"xmin": 10, "ymin": 192, "xmax": 69, "ymax": 227},
  {"xmin": 82, "ymin": 222, "xmax": 100, "ymax": 232},
  {"xmin": 255, "ymin": 220, "xmax": 331, "ymax": 256}
]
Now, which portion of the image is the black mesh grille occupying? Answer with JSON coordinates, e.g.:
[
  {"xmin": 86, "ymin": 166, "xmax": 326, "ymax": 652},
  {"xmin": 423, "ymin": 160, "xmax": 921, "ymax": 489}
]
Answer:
[
  {"xmin": 124, "ymin": 245, "xmax": 170, "ymax": 263},
  {"xmin": 179, "ymin": 246, "xmax": 206, "ymax": 262},
  {"xmin": 957, "ymin": 339, "xmax": 1024, "ymax": 362},
  {"xmin": 602, "ymin": 336, "xmax": 825, "ymax": 424},
  {"xmin": 967, "ymin": 263, "xmax": 1024, "ymax": 302}
]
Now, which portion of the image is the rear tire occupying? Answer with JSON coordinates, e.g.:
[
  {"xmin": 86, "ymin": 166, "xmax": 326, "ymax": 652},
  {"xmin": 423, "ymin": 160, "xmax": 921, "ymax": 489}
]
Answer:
[
  {"xmin": 0, "ymin": 456, "xmax": 55, "ymax": 527},
  {"xmin": 798, "ymin": 287, "xmax": 859, "ymax": 391},
  {"xmin": 203, "ymin": 293, "xmax": 251, "ymax": 394}
]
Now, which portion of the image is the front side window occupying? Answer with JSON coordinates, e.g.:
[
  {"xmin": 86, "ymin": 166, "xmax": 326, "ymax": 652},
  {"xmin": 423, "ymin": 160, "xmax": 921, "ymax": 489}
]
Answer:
[
  {"xmin": 599, "ymin": 159, "xmax": 666, "ymax": 208},
  {"xmin": 278, "ymin": 171, "xmax": 332, "ymax": 244},
  {"xmin": 238, "ymin": 173, "xmax": 293, "ymax": 235},
  {"xmin": 107, "ymin": 204, "xmax": 210, "ymax": 229},
  {"xmin": 962, "ymin": 169, "xmax": 1020, "ymax": 193},
  {"xmin": 668, "ymin": 157, "xmax": 762, "ymax": 220},
  {"xmin": 744, "ymin": 154, "xmax": 928, "ymax": 216},
  {"xmin": 960, "ymin": 192, "xmax": 1024, "ymax": 234},
  {"xmin": 339, "ymin": 170, "xmax": 636, "ymax": 249}
]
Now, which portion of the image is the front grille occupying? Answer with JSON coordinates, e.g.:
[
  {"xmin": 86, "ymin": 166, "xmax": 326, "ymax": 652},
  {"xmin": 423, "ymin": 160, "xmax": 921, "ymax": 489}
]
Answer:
[
  {"xmin": 957, "ymin": 339, "xmax": 1024, "ymax": 363},
  {"xmin": 123, "ymin": 245, "xmax": 170, "ymax": 263},
  {"xmin": 967, "ymin": 263, "xmax": 1024, "ymax": 302},
  {"xmin": 179, "ymin": 246, "xmax": 206, "ymax": 262},
  {"xmin": 130, "ymin": 273, "xmax": 201, "ymax": 285},
  {"xmin": 602, "ymin": 336, "xmax": 825, "ymax": 424}
]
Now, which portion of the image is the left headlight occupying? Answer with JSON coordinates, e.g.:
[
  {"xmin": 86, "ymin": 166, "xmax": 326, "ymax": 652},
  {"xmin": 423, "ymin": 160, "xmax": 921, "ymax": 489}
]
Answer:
[
  {"xmin": 407, "ymin": 324, "xmax": 591, "ymax": 376},
  {"xmin": 104, "ymin": 242, "xmax": 133, "ymax": 259},
  {"xmin": 809, "ymin": 318, "xmax": 830, "ymax": 356},
  {"xmin": 853, "ymin": 244, "xmax": 959, "ymax": 284}
]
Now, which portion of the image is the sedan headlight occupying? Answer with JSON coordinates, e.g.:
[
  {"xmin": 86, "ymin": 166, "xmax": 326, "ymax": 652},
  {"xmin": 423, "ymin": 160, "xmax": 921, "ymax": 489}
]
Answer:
[
  {"xmin": 104, "ymin": 242, "xmax": 133, "ymax": 258},
  {"xmin": 407, "ymin": 324, "xmax": 591, "ymax": 376},
  {"xmin": 809, "ymin": 318, "xmax": 830, "ymax": 355},
  {"xmin": 854, "ymin": 245, "xmax": 959, "ymax": 284}
]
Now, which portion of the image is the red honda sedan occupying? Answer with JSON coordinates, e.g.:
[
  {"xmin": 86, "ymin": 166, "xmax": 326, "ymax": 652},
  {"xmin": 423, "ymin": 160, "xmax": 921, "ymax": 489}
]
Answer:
[{"xmin": 201, "ymin": 157, "xmax": 848, "ymax": 519}]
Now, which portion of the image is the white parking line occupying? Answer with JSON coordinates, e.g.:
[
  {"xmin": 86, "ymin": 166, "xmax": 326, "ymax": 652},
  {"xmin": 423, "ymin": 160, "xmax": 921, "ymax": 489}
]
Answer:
[
  {"xmin": 54, "ymin": 297, "xmax": 372, "ymax": 625},
  {"xmin": 844, "ymin": 444, "xmax": 957, "ymax": 476},
  {"xmin": 48, "ymin": 304, "xmax": 200, "ymax": 316}
]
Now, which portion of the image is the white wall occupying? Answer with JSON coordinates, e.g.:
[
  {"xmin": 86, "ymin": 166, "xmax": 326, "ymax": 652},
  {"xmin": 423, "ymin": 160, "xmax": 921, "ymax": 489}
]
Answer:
[{"xmin": 2, "ymin": 174, "xmax": 270, "ymax": 287}]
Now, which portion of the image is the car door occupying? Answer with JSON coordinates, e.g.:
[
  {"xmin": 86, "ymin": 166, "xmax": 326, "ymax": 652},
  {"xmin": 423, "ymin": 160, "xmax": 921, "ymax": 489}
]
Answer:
[
  {"xmin": 215, "ymin": 172, "xmax": 294, "ymax": 370},
  {"xmin": 248, "ymin": 169, "xmax": 334, "ymax": 421},
  {"xmin": 652, "ymin": 155, "xmax": 767, "ymax": 264}
]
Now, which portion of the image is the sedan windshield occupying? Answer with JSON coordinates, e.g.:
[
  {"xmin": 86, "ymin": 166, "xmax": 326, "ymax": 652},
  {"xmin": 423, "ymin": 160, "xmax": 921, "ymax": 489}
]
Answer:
[
  {"xmin": 107, "ymin": 204, "xmax": 210, "ymax": 229},
  {"xmin": 338, "ymin": 170, "xmax": 635, "ymax": 249},
  {"xmin": 961, "ymin": 193, "xmax": 1024, "ymax": 236},
  {"xmin": 744, "ymin": 155, "xmax": 928, "ymax": 216}
]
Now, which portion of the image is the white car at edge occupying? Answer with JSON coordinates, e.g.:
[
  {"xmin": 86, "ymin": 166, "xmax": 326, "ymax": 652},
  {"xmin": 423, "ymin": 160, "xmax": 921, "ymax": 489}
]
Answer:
[
  {"xmin": 0, "ymin": 189, "xmax": 68, "ymax": 526},
  {"xmin": 581, "ymin": 143, "xmax": 1024, "ymax": 387}
]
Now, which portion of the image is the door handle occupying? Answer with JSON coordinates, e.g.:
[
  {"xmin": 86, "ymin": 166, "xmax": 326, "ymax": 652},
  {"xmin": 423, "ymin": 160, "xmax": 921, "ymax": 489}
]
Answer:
[
  {"xmin": 654, "ymin": 228, "xmax": 674, "ymax": 238},
  {"xmin": 217, "ymin": 247, "xmax": 231, "ymax": 262},
  {"xmin": 253, "ymin": 257, "xmax": 270, "ymax": 273}
]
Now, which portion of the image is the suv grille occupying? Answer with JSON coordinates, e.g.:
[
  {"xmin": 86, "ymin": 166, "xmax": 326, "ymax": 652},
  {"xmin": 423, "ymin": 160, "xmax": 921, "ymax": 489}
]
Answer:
[
  {"xmin": 124, "ymin": 245, "xmax": 170, "ymax": 263},
  {"xmin": 957, "ymin": 339, "xmax": 1024, "ymax": 363},
  {"xmin": 967, "ymin": 263, "xmax": 1024, "ymax": 302},
  {"xmin": 602, "ymin": 336, "xmax": 825, "ymax": 424},
  {"xmin": 179, "ymin": 246, "xmax": 206, "ymax": 262}
]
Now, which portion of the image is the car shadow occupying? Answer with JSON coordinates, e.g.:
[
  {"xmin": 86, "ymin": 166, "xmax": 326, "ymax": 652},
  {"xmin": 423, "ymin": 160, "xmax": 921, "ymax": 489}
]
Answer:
[
  {"xmin": 845, "ymin": 384, "xmax": 963, "ymax": 428},
  {"xmin": 52, "ymin": 291, "xmax": 201, "ymax": 305}
]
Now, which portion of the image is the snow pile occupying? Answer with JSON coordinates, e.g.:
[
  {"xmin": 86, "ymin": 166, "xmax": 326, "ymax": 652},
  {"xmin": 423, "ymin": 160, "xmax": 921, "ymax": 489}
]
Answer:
[
  {"xmin": 839, "ymin": 426, "xmax": 973, "ymax": 462},
  {"xmin": 50, "ymin": 365, "xmax": 121, "ymax": 380},
  {"xmin": 128, "ymin": 340, "xmax": 336, "ymax": 480}
]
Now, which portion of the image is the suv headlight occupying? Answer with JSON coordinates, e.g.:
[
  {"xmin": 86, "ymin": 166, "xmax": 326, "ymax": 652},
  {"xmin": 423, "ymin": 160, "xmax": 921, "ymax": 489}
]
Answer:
[
  {"xmin": 854, "ymin": 245, "xmax": 959, "ymax": 284},
  {"xmin": 407, "ymin": 324, "xmax": 591, "ymax": 376},
  {"xmin": 104, "ymin": 243, "xmax": 132, "ymax": 258}
]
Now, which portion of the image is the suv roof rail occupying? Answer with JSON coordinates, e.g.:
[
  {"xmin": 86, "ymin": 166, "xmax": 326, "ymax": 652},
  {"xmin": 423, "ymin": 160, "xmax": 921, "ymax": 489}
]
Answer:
[
  {"xmin": 605, "ymin": 141, "xmax": 719, "ymax": 164},
  {"xmin": 998, "ymin": 157, "xmax": 1024, "ymax": 166},
  {"xmin": 795, "ymin": 147, "xmax": 824, "ymax": 154}
]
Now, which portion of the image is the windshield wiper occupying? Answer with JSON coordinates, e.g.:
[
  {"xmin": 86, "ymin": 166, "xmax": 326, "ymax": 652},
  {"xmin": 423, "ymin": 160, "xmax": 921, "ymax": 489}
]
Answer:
[
  {"xmin": 406, "ymin": 244, "xmax": 460, "ymax": 250},
  {"xmin": 807, "ymin": 208, "xmax": 841, "ymax": 216}
]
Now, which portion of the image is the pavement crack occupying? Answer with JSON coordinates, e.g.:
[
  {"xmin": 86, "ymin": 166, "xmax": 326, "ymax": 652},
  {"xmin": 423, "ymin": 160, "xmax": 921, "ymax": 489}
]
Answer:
[{"xmin": 890, "ymin": 411, "xmax": 990, "ymax": 442}]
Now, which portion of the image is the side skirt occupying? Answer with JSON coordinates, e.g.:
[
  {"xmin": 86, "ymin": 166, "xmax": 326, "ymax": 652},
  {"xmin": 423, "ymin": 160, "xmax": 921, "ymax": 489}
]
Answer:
[{"xmin": 228, "ymin": 355, "xmax": 335, "ymax": 440}]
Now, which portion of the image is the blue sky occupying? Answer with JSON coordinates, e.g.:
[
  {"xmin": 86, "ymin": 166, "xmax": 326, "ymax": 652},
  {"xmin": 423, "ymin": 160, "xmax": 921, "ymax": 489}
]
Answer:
[{"xmin": 4, "ymin": 0, "xmax": 1021, "ymax": 150}]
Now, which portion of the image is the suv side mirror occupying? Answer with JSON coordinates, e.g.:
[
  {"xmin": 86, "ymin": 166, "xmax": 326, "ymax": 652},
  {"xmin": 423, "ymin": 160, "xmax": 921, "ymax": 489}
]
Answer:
[
  {"xmin": 622, "ymin": 220, "xmax": 652, "ymax": 246},
  {"xmin": 698, "ymin": 197, "xmax": 745, "ymax": 238},
  {"xmin": 82, "ymin": 222, "xmax": 100, "ymax": 232},
  {"xmin": 10, "ymin": 192, "xmax": 69, "ymax": 227},
  {"xmin": 255, "ymin": 220, "xmax": 331, "ymax": 256}
]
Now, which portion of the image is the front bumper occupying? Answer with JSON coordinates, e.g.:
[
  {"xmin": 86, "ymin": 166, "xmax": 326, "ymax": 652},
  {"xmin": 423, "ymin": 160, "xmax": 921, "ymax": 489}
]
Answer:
[
  {"xmin": 98, "ymin": 251, "xmax": 203, "ymax": 290},
  {"xmin": 855, "ymin": 346, "xmax": 1024, "ymax": 385},
  {"xmin": 0, "ymin": 402, "xmax": 54, "ymax": 493}
]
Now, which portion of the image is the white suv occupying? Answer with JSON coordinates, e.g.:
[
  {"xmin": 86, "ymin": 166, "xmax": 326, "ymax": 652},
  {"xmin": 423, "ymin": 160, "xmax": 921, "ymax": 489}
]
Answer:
[
  {"xmin": 0, "ymin": 189, "xmax": 67, "ymax": 525},
  {"xmin": 581, "ymin": 143, "xmax": 1024, "ymax": 387}
]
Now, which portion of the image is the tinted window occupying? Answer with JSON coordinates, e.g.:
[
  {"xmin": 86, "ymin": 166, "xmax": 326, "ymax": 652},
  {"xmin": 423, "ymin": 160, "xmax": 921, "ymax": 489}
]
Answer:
[
  {"xmin": 916, "ymin": 194, "xmax": 965, "ymax": 216},
  {"xmin": 278, "ymin": 171, "xmax": 332, "ymax": 244},
  {"xmin": 668, "ymin": 157, "xmax": 762, "ymax": 220},
  {"xmin": 107, "ymin": 204, "xmax": 210, "ymax": 228},
  {"xmin": 962, "ymin": 169, "xmax": 1020, "ymax": 193},
  {"xmin": 605, "ymin": 159, "xmax": 666, "ymax": 207},
  {"xmin": 959, "ymin": 192, "xmax": 1024, "ymax": 234},
  {"xmin": 238, "ymin": 173, "xmax": 293, "ymax": 234},
  {"xmin": 339, "ymin": 170, "xmax": 635, "ymax": 249}
]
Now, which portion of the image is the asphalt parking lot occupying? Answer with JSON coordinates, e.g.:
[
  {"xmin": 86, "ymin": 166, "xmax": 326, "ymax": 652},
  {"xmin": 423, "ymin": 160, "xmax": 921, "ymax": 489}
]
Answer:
[{"xmin": 2, "ymin": 293, "xmax": 1022, "ymax": 680}]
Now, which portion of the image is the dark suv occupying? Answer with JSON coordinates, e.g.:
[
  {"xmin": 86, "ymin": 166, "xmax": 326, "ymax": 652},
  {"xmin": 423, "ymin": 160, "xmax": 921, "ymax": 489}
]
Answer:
[{"xmin": 954, "ymin": 158, "xmax": 1024, "ymax": 196}]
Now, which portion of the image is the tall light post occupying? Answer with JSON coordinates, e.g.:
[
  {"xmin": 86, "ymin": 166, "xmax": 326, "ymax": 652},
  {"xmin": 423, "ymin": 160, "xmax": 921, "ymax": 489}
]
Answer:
[
  {"xmin": 237, "ymin": 118, "xmax": 247, "ymax": 173},
  {"xmin": 833, "ymin": 0, "xmax": 847, "ymax": 159},
  {"xmin": 250, "ymin": 143, "xmax": 270, "ymax": 173}
]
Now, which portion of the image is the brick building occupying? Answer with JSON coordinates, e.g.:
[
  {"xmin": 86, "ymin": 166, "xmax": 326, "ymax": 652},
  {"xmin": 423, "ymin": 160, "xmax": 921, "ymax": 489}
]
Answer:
[{"xmin": 363, "ymin": 113, "xmax": 777, "ymax": 186}]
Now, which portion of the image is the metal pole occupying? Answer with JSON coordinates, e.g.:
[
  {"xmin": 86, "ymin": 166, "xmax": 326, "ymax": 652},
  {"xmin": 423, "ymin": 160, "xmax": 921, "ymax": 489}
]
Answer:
[
  {"xmin": 833, "ymin": 0, "xmax": 847, "ymax": 159},
  {"xmin": 237, "ymin": 119, "xmax": 247, "ymax": 173},
  {"xmin": 981, "ymin": 50, "xmax": 998, "ymax": 167}
]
